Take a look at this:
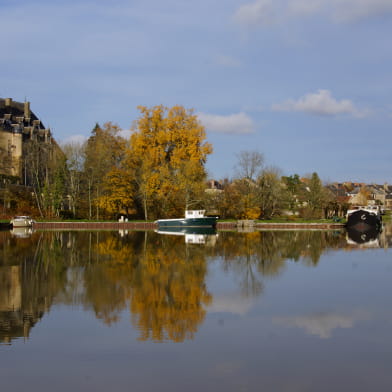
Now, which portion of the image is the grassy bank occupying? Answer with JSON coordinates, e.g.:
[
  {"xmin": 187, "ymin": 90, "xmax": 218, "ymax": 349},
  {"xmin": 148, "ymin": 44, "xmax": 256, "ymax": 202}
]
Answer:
[{"xmin": 256, "ymin": 218, "xmax": 346, "ymax": 224}]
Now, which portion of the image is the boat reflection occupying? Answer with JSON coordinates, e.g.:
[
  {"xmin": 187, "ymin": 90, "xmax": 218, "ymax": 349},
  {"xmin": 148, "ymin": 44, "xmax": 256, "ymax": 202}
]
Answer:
[
  {"xmin": 10, "ymin": 227, "xmax": 34, "ymax": 238},
  {"xmin": 156, "ymin": 227, "xmax": 218, "ymax": 245},
  {"xmin": 346, "ymin": 226, "xmax": 382, "ymax": 247}
]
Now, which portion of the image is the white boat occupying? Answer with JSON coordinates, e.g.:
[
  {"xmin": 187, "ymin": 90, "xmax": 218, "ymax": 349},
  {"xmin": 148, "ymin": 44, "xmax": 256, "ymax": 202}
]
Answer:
[
  {"xmin": 10, "ymin": 216, "xmax": 35, "ymax": 228},
  {"xmin": 155, "ymin": 210, "xmax": 218, "ymax": 228}
]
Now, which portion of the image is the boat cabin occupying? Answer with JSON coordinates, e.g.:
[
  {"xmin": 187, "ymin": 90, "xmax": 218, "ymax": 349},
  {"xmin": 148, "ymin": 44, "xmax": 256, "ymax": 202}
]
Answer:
[{"xmin": 185, "ymin": 210, "xmax": 206, "ymax": 219}]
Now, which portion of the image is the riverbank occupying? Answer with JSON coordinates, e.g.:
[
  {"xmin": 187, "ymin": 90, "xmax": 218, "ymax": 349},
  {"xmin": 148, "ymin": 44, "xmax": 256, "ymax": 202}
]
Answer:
[
  {"xmin": 0, "ymin": 222, "xmax": 11, "ymax": 230},
  {"xmin": 31, "ymin": 221, "xmax": 345, "ymax": 230},
  {"xmin": 33, "ymin": 221, "xmax": 156, "ymax": 230}
]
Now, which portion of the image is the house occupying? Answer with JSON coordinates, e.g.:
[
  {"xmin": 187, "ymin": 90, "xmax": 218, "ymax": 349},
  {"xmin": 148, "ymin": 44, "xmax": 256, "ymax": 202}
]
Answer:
[
  {"xmin": 205, "ymin": 179, "xmax": 224, "ymax": 194},
  {"xmin": 385, "ymin": 195, "xmax": 392, "ymax": 210},
  {"xmin": 368, "ymin": 184, "xmax": 387, "ymax": 205},
  {"xmin": 0, "ymin": 97, "xmax": 61, "ymax": 184}
]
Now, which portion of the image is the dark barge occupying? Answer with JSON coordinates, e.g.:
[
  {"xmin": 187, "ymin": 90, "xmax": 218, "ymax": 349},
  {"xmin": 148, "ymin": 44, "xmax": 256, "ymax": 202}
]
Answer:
[{"xmin": 346, "ymin": 205, "xmax": 382, "ymax": 232}]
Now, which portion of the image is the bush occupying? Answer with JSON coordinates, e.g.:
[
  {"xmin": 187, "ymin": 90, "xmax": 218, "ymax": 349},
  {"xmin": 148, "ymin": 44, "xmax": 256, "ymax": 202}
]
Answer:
[{"xmin": 59, "ymin": 210, "xmax": 74, "ymax": 219}]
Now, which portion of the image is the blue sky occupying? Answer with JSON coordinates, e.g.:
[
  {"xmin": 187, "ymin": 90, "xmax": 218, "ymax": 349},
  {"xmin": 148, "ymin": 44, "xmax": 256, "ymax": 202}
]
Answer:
[{"xmin": 1, "ymin": 0, "xmax": 392, "ymax": 183}]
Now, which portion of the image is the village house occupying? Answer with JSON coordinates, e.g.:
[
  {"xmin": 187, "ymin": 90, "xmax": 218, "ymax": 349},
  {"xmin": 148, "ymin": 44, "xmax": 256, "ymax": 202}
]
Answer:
[{"xmin": 329, "ymin": 181, "xmax": 392, "ymax": 210}]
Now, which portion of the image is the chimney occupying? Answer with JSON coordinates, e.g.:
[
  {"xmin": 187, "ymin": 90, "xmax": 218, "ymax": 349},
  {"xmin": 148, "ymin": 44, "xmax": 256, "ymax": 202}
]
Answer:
[
  {"xmin": 5, "ymin": 98, "xmax": 12, "ymax": 106},
  {"xmin": 24, "ymin": 101, "xmax": 30, "ymax": 118}
]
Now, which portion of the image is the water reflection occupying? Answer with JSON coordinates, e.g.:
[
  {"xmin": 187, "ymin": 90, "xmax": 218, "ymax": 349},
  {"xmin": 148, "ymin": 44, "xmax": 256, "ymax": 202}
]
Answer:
[
  {"xmin": 346, "ymin": 225, "xmax": 382, "ymax": 247},
  {"xmin": 0, "ymin": 231, "xmax": 67, "ymax": 344},
  {"xmin": 10, "ymin": 227, "xmax": 34, "ymax": 238},
  {"xmin": 273, "ymin": 310, "xmax": 371, "ymax": 339},
  {"xmin": 1, "ymin": 226, "xmax": 392, "ymax": 345},
  {"xmin": 156, "ymin": 227, "xmax": 218, "ymax": 245}
]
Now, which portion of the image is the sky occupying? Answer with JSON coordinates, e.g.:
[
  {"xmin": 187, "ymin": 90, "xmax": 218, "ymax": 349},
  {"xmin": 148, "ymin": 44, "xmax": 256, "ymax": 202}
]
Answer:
[{"xmin": 1, "ymin": 0, "xmax": 392, "ymax": 183}]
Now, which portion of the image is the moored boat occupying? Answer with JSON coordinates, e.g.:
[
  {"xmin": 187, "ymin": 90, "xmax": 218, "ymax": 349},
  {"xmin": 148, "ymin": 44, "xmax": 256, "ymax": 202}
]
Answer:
[
  {"xmin": 155, "ymin": 210, "xmax": 218, "ymax": 228},
  {"xmin": 346, "ymin": 205, "xmax": 382, "ymax": 231},
  {"xmin": 10, "ymin": 216, "xmax": 35, "ymax": 228}
]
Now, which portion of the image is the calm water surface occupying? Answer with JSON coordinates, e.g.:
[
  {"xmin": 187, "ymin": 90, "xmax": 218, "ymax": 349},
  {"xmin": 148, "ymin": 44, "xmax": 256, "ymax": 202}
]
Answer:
[{"xmin": 1, "ymin": 225, "xmax": 392, "ymax": 391}]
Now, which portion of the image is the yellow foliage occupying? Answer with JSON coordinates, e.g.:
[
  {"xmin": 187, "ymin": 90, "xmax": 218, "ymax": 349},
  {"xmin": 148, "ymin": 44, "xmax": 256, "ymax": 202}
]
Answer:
[
  {"xmin": 126, "ymin": 105, "xmax": 213, "ymax": 219},
  {"xmin": 90, "ymin": 233, "xmax": 211, "ymax": 342},
  {"xmin": 97, "ymin": 167, "xmax": 135, "ymax": 215},
  {"xmin": 244, "ymin": 207, "xmax": 261, "ymax": 220}
]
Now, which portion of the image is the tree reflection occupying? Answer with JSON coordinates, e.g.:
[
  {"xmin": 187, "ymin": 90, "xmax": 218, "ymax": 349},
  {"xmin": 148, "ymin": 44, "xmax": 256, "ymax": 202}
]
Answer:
[
  {"xmin": 0, "ymin": 228, "xmax": 350, "ymax": 344},
  {"xmin": 215, "ymin": 230, "xmax": 346, "ymax": 298},
  {"xmin": 89, "ymin": 232, "xmax": 212, "ymax": 342}
]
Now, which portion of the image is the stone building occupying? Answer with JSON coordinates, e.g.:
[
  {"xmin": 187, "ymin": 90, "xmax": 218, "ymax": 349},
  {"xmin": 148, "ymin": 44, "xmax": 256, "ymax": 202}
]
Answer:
[{"xmin": 0, "ymin": 97, "xmax": 54, "ymax": 182}]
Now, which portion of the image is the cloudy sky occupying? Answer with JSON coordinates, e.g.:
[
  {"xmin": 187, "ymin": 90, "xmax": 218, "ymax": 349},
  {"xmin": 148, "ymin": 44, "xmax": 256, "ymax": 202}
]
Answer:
[{"xmin": 1, "ymin": 0, "xmax": 391, "ymax": 182}]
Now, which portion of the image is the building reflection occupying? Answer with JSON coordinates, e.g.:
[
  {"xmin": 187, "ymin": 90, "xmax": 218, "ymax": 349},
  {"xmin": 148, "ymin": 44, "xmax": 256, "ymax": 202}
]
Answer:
[
  {"xmin": 1, "ymin": 225, "xmax": 392, "ymax": 344},
  {"xmin": 0, "ymin": 231, "xmax": 67, "ymax": 344}
]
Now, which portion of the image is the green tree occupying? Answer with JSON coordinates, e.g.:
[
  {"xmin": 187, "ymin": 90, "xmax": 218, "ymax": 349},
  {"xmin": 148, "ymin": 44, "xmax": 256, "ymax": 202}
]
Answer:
[
  {"xmin": 83, "ymin": 123, "xmax": 126, "ymax": 219},
  {"xmin": 282, "ymin": 174, "xmax": 302, "ymax": 212},
  {"xmin": 62, "ymin": 141, "xmax": 85, "ymax": 218},
  {"xmin": 303, "ymin": 172, "xmax": 330, "ymax": 218},
  {"xmin": 232, "ymin": 151, "xmax": 265, "ymax": 219},
  {"xmin": 257, "ymin": 167, "xmax": 284, "ymax": 219},
  {"xmin": 23, "ymin": 138, "xmax": 66, "ymax": 217}
]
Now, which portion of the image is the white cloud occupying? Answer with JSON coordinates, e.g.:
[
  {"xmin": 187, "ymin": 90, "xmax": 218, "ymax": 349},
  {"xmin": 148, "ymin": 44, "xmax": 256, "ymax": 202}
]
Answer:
[
  {"xmin": 234, "ymin": 0, "xmax": 275, "ymax": 26},
  {"xmin": 59, "ymin": 129, "xmax": 130, "ymax": 146},
  {"xmin": 198, "ymin": 112, "xmax": 255, "ymax": 134},
  {"xmin": 119, "ymin": 129, "xmax": 131, "ymax": 139},
  {"xmin": 287, "ymin": 0, "xmax": 325, "ymax": 18},
  {"xmin": 272, "ymin": 89, "xmax": 368, "ymax": 117},
  {"xmin": 197, "ymin": 112, "xmax": 255, "ymax": 134},
  {"xmin": 60, "ymin": 134, "xmax": 87, "ymax": 145},
  {"xmin": 234, "ymin": 0, "xmax": 392, "ymax": 26},
  {"xmin": 274, "ymin": 310, "xmax": 370, "ymax": 339}
]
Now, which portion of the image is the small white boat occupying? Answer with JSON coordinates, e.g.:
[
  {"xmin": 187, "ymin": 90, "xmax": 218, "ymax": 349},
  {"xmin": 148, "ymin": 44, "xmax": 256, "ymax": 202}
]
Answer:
[
  {"xmin": 10, "ymin": 216, "xmax": 35, "ymax": 228},
  {"xmin": 155, "ymin": 210, "xmax": 218, "ymax": 228}
]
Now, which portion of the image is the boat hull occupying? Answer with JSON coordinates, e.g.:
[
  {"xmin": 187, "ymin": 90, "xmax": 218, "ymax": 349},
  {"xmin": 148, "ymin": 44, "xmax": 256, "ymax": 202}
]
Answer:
[
  {"xmin": 156, "ymin": 217, "xmax": 218, "ymax": 228},
  {"xmin": 346, "ymin": 210, "xmax": 382, "ymax": 231},
  {"xmin": 10, "ymin": 217, "xmax": 34, "ymax": 228},
  {"xmin": 0, "ymin": 222, "xmax": 12, "ymax": 230},
  {"xmin": 157, "ymin": 227, "xmax": 217, "ymax": 235}
]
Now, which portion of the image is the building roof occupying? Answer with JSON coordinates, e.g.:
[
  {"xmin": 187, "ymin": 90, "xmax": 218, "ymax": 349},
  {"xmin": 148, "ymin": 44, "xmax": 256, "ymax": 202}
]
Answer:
[{"xmin": 0, "ymin": 98, "xmax": 46, "ymax": 132}]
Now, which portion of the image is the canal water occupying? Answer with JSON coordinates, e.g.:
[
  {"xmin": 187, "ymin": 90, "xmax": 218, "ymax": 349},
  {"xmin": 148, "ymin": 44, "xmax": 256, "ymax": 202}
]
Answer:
[{"xmin": 1, "ymin": 226, "xmax": 392, "ymax": 391}]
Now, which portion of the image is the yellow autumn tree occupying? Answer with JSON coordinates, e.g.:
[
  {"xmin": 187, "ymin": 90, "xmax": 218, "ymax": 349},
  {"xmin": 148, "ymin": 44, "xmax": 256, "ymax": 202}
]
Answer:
[
  {"xmin": 97, "ymin": 165, "xmax": 136, "ymax": 217},
  {"xmin": 127, "ymin": 105, "xmax": 212, "ymax": 219}
]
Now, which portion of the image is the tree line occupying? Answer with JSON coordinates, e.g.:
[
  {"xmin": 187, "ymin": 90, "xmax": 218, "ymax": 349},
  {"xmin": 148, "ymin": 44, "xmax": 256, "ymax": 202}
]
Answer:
[{"xmin": 0, "ymin": 105, "xmax": 348, "ymax": 220}]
